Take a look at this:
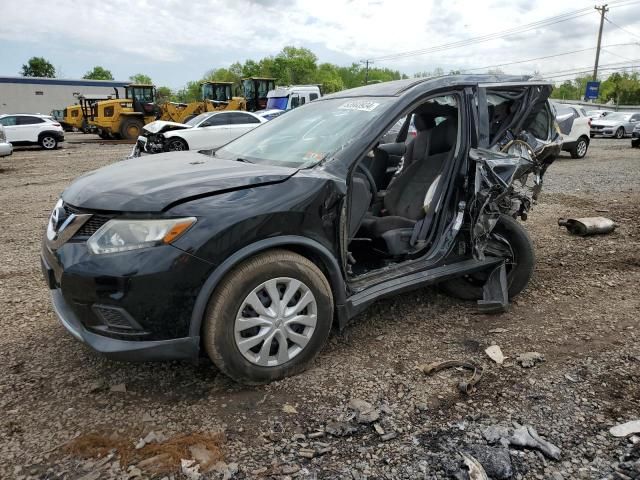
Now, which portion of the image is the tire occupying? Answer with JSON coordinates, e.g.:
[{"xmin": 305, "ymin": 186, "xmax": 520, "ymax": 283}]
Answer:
[
  {"xmin": 119, "ymin": 118, "xmax": 144, "ymax": 140},
  {"xmin": 165, "ymin": 138, "xmax": 188, "ymax": 152},
  {"xmin": 570, "ymin": 136, "xmax": 589, "ymax": 159},
  {"xmin": 632, "ymin": 139, "xmax": 640, "ymax": 148},
  {"xmin": 440, "ymin": 215, "xmax": 535, "ymax": 301},
  {"xmin": 98, "ymin": 131, "xmax": 112, "ymax": 140},
  {"xmin": 203, "ymin": 249, "xmax": 334, "ymax": 384},
  {"xmin": 39, "ymin": 135, "xmax": 58, "ymax": 150},
  {"xmin": 615, "ymin": 127, "xmax": 625, "ymax": 139}
]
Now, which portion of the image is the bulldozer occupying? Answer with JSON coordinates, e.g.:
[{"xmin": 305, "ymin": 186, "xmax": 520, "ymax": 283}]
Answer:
[
  {"xmin": 159, "ymin": 81, "xmax": 247, "ymax": 124},
  {"xmin": 89, "ymin": 84, "xmax": 159, "ymax": 140}
]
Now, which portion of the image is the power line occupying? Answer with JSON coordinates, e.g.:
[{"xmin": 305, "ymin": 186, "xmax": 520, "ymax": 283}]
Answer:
[
  {"xmin": 604, "ymin": 16, "xmax": 640, "ymax": 41},
  {"xmin": 541, "ymin": 60, "xmax": 640, "ymax": 79},
  {"xmin": 365, "ymin": 7, "xmax": 595, "ymax": 63}
]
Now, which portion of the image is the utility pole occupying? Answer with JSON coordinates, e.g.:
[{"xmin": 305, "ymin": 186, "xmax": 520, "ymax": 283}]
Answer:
[
  {"xmin": 593, "ymin": 4, "xmax": 609, "ymax": 81},
  {"xmin": 361, "ymin": 59, "xmax": 373, "ymax": 84}
]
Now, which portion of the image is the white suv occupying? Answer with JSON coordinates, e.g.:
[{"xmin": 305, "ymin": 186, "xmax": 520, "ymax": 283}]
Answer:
[
  {"xmin": 554, "ymin": 104, "xmax": 591, "ymax": 159},
  {"xmin": 0, "ymin": 114, "xmax": 65, "ymax": 150}
]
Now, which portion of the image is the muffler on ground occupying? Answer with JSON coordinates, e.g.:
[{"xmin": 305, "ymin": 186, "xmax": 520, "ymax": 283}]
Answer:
[{"xmin": 558, "ymin": 217, "xmax": 618, "ymax": 236}]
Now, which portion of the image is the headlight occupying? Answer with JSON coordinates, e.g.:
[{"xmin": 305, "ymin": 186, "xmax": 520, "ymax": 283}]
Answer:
[{"xmin": 87, "ymin": 217, "xmax": 196, "ymax": 254}]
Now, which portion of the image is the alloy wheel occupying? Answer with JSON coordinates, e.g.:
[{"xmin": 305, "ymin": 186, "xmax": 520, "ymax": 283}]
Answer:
[
  {"xmin": 576, "ymin": 140, "xmax": 587, "ymax": 157},
  {"xmin": 234, "ymin": 277, "xmax": 317, "ymax": 367},
  {"xmin": 42, "ymin": 137, "xmax": 56, "ymax": 149}
]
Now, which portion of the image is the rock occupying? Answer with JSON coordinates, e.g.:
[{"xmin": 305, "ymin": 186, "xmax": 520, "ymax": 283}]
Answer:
[
  {"xmin": 181, "ymin": 459, "xmax": 202, "ymax": 480},
  {"xmin": 110, "ymin": 383, "xmax": 127, "ymax": 393},
  {"xmin": 126, "ymin": 466, "xmax": 142, "ymax": 479},
  {"xmin": 485, "ymin": 345, "xmax": 505, "ymax": 364},
  {"xmin": 298, "ymin": 448, "xmax": 315, "ymax": 458},
  {"xmin": 282, "ymin": 404, "xmax": 298, "ymax": 414},
  {"xmin": 251, "ymin": 467, "xmax": 268, "ymax": 475},
  {"xmin": 373, "ymin": 423, "xmax": 385, "ymax": 435},
  {"xmin": 610, "ymin": 420, "xmax": 640, "ymax": 438},
  {"xmin": 143, "ymin": 431, "xmax": 166, "ymax": 444},
  {"xmin": 483, "ymin": 425, "xmax": 511, "ymax": 445},
  {"xmin": 308, "ymin": 431, "xmax": 324, "ymax": 439},
  {"xmin": 464, "ymin": 445, "xmax": 513, "ymax": 479},
  {"xmin": 380, "ymin": 432, "xmax": 397, "ymax": 442},
  {"xmin": 138, "ymin": 453, "xmax": 171, "ymax": 469},
  {"xmin": 349, "ymin": 398, "xmax": 380, "ymax": 424},
  {"xmin": 516, "ymin": 352, "xmax": 545, "ymax": 368},
  {"xmin": 135, "ymin": 439, "xmax": 146, "ymax": 450},
  {"xmin": 326, "ymin": 420, "xmax": 357, "ymax": 437},
  {"xmin": 142, "ymin": 412, "xmax": 153, "ymax": 422},
  {"xmin": 489, "ymin": 328, "xmax": 508, "ymax": 334},
  {"xmin": 282, "ymin": 464, "xmax": 300, "ymax": 474},
  {"xmin": 87, "ymin": 380, "xmax": 106, "ymax": 393}
]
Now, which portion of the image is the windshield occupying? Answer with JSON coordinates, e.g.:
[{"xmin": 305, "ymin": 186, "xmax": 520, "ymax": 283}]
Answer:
[
  {"xmin": 216, "ymin": 97, "xmax": 393, "ymax": 168},
  {"xmin": 203, "ymin": 84, "xmax": 232, "ymax": 101},
  {"xmin": 266, "ymin": 97, "xmax": 289, "ymax": 110},
  {"xmin": 185, "ymin": 113, "xmax": 210, "ymax": 126}
]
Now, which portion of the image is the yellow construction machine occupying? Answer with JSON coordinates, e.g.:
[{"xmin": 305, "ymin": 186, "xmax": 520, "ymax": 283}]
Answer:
[
  {"xmin": 62, "ymin": 104, "xmax": 84, "ymax": 131},
  {"xmin": 89, "ymin": 84, "xmax": 159, "ymax": 140},
  {"xmin": 159, "ymin": 81, "xmax": 247, "ymax": 124},
  {"xmin": 241, "ymin": 77, "xmax": 276, "ymax": 111}
]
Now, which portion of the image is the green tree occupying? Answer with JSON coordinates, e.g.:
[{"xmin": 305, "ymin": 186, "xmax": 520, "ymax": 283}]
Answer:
[
  {"xmin": 317, "ymin": 63, "xmax": 345, "ymax": 93},
  {"xmin": 273, "ymin": 46, "xmax": 318, "ymax": 84},
  {"xmin": 173, "ymin": 81, "xmax": 202, "ymax": 103},
  {"xmin": 83, "ymin": 66, "xmax": 113, "ymax": 80},
  {"xmin": 129, "ymin": 73, "xmax": 152, "ymax": 84},
  {"xmin": 21, "ymin": 57, "xmax": 55, "ymax": 77},
  {"xmin": 156, "ymin": 86, "xmax": 173, "ymax": 102}
]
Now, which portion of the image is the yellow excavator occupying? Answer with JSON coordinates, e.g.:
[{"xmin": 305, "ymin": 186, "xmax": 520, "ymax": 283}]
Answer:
[
  {"xmin": 159, "ymin": 81, "xmax": 247, "ymax": 124},
  {"xmin": 89, "ymin": 84, "xmax": 159, "ymax": 140},
  {"xmin": 242, "ymin": 77, "xmax": 276, "ymax": 111}
]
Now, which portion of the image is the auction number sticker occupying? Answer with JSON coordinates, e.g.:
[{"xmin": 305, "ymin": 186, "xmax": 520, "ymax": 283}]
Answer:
[{"xmin": 339, "ymin": 100, "xmax": 380, "ymax": 112}]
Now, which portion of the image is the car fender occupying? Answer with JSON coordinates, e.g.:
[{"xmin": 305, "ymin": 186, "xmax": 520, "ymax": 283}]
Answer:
[{"xmin": 188, "ymin": 235, "xmax": 347, "ymax": 337}]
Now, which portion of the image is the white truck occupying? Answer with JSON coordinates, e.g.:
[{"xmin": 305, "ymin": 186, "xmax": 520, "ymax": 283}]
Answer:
[{"xmin": 266, "ymin": 85, "xmax": 321, "ymax": 111}]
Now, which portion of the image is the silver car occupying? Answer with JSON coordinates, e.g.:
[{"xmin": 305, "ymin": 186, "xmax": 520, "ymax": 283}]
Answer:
[
  {"xmin": 0, "ymin": 125, "xmax": 13, "ymax": 157},
  {"xmin": 590, "ymin": 112, "xmax": 640, "ymax": 139}
]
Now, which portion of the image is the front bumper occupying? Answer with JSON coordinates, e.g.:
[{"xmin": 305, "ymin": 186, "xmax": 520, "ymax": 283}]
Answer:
[
  {"xmin": 590, "ymin": 128, "xmax": 616, "ymax": 137},
  {"xmin": 41, "ymin": 236, "xmax": 213, "ymax": 361},
  {"xmin": 49, "ymin": 287, "xmax": 200, "ymax": 361},
  {"xmin": 0, "ymin": 141, "xmax": 12, "ymax": 157}
]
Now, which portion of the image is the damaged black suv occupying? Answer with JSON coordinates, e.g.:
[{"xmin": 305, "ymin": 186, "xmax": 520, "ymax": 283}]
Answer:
[{"xmin": 41, "ymin": 75, "xmax": 561, "ymax": 383}]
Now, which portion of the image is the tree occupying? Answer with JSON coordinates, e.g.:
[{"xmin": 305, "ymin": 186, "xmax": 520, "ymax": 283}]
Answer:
[
  {"xmin": 129, "ymin": 73, "xmax": 152, "ymax": 84},
  {"xmin": 156, "ymin": 86, "xmax": 173, "ymax": 102},
  {"xmin": 273, "ymin": 46, "xmax": 318, "ymax": 84},
  {"xmin": 317, "ymin": 63, "xmax": 345, "ymax": 93},
  {"xmin": 21, "ymin": 57, "xmax": 55, "ymax": 78},
  {"xmin": 83, "ymin": 66, "xmax": 113, "ymax": 80}
]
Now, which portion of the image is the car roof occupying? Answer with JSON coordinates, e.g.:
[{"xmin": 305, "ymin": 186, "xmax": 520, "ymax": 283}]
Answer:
[{"xmin": 322, "ymin": 74, "xmax": 550, "ymax": 100}]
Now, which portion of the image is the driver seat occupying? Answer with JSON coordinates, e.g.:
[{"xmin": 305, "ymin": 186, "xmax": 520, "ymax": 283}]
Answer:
[{"xmin": 361, "ymin": 117, "xmax": 457, "ymax": 255}]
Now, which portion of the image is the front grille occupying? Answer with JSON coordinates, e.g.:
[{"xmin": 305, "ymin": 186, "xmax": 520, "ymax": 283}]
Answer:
[
  {"xmin": 94, "ymin": 306, "xmax": 133, "ymax": 329},
  {"xmin": 63, "ymin": 203, "xmax": 111, "ymax": 238}
]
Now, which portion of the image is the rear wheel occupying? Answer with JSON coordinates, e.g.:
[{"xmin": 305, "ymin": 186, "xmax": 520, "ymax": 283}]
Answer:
[
  {"xmin": 440, "ymin": 215, "xmax": 535, "ymax": 300},
  {"xmin": 119, "ymin": 118, "xmax": 144, "ymax": 140},
  {"xmin": 203, "ymin": 250, "xmax": 334, "ymax": 384},
  {"xmin": 165, "ymin": 138, "xmax": 188, "ymax": 152},
  {"xmin": 570, "ymin": 136, "xmax": 589, "ymax": 159},
  {"xmin": 39, "ymin": 135, "xmax": 58, "ymax": 150},
  {"xmin": 615, "ymin": 127, "xmax": 625, "ymax": 139}
]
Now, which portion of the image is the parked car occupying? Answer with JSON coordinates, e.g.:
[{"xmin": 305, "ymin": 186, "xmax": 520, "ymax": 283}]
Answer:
[
  {"xmin": 0, "ymin": 113, "xmax": 64, "ymax": 150},
  {"xmin": 553, "ymin": 103, "xmax": 591, "ymax": 158},
  {"xmin": 133, "ymin": 110, "xmax": 267, "ymax": 156},
  {"xmin": 632, "ymin": 122, "xmax": 640, "ymax": 148},
  {"xmin": 41, "ymin": 75, "xmax": 561, "ymax": 384},
  {"xmin": 0, "ymin": 125, "xmax": 13, "ymax": 157},
  {"xmin": 590, "ymin": 111, "xmax": 640, "ymax": 138},
  {"xmin": 586, "ymin": 109, "xmax": 612, "ymax": 120}
]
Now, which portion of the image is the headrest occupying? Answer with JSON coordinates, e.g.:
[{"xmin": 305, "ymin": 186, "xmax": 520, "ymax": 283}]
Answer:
[{"xmin": 414, "ymin": 113, "xmax": 436, "ymax": 131}]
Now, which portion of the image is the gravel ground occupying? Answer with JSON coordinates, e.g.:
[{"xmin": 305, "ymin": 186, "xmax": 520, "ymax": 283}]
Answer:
[{"xmin": 0, "ymin": 134, "xmax": 638, "ymax": 479}]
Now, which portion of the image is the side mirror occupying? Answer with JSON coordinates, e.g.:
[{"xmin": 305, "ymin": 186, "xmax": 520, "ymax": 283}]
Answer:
[{"xmin": 376, "ymin": 142, "xmax": 406, "ymax": 156}]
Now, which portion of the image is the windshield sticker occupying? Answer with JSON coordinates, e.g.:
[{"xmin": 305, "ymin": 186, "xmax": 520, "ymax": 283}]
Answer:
[{"xmin": 339, "ymin": 101, "xmax": 380, "ymax": 112}]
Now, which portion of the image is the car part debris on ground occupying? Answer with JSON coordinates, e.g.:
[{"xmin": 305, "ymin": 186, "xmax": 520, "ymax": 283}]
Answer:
[
  {"xmin": 483, "ymin": 423, "xmax": 562, "ymax": 460},
  {"xmin": 420, "ymin": 360, "xmax": 484, "ymax": 394},
  {"xmin": 610, "ymin": 420, "xmax": 640, "ymax": 438},
  {"xmin": 516, "ymin": 351, "xmax": 545, "ymax": 368},
  {"xmin": 485, "ymin": 345, "xmax": 505, "ymax": 364},
  {"xmin": 460, "ymin": 451, "xmax": 489, "ymax": 480},
  {"xmin": 558, "ymin": 216, "xmax": 618, "ymax": 236}
]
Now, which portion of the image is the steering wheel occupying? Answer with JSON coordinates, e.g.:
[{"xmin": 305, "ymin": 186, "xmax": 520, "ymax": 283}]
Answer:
[{"xmin": 356, "ymin": 162, "xmax": 377, "ymax": 197}]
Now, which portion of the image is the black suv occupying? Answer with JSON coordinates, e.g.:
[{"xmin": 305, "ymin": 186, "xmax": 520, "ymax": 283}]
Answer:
[{"xmin": 41, "ymin": 75, "xmax": 561, "ymax": 383}]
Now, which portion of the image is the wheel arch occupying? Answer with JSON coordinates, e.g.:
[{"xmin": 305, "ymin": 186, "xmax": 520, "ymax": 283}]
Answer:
[
  {"xmin": 164, "ymin": 135, "xmax": 189, "ymax": 150},
  {"xmin": 188, "ymin": 236, "xmax": 347, "ymax": 338},
  {"xmin": 37, "ymin": 130, "xmax": 60, "ymax": 141}
]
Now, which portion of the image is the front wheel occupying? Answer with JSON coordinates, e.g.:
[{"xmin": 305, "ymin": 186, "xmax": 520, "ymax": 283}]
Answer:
[
  {"xmin": 165, "ymin": 138, "xmax": 188, "ymax": 152},
  {"xmin": 570, "ymin": 137, "xmax": 589, "ymax": 159},
  {"xmin": 203, "ymin": 250, "xmax": 334, "ymax": 384},
  {"xmin": 440, "ymin": 215, "xmax": 535, "ymax": 300},
  {"xmin": 615, "ymin": 127, "xmax": 625, "ymax": 139},
  {"xmin": 39, "ymin": 135, "xmax": 58, "ymax": 150},
  {"xmin": 119, "ymin": 118, "xmax": 144, "ymax": 140}
]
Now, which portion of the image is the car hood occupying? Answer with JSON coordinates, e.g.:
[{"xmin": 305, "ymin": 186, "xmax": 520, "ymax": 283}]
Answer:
[
  {"xmin": 143, "ymin": 120, "xmax": 191, "ymax": 134},
  {"xmin": 62, "ymin": 152, "xmax": 298, "ymax": 212},
  {"xmin": 592, "ymin": 119, "xmax": 625, "ymax": 127}
]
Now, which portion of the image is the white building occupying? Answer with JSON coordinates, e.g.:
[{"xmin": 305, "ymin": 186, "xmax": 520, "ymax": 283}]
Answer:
[{"xmin": 0, "ymin": 76, "xmax": 129, "ymax": 115}]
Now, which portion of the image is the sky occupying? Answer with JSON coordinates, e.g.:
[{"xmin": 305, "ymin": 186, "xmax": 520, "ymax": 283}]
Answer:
[{"xmin": 1, "ymin": 0, "xmax": 639, "ymax": 89}]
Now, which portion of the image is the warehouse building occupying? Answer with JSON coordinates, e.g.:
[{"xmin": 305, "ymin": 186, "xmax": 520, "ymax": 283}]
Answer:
[{"xmin": 0, "ymin": 76, "xmax": 129, "ymax": 115}]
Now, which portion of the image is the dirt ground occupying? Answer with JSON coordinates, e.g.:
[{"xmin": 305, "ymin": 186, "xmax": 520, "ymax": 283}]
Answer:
[{"xmin": 0, "ymin": 134, "xmax": 638, "ymax": 480}]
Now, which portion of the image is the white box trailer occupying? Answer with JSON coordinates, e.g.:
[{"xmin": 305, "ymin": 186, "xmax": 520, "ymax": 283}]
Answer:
[
  {"xmin": 266, "ymin": 85, "xmax": 322, "ymax": 111},
  {"xmin": 0, "ymin": 76, "xmax": 129, "ymax": 115}
]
